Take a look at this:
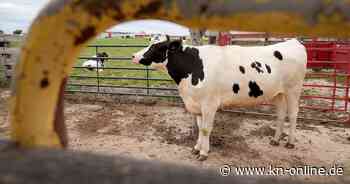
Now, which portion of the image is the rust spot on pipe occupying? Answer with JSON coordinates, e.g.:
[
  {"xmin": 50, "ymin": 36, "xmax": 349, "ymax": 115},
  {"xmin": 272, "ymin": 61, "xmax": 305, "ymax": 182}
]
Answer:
[
  {"xmin": 43, "ymin": 70, "xmax": 49, "ymax": 76},
  {"xmin": 72, "ymin": 0, "xmax": 124, "ymax": 20},
  {"xmin": 40, "ymin": 78, "xmax": 50, "ymax": 88},
  {"xmin": 199, "ymin": 4, "xmax": 209, "ymax": 14},
  {"xmin": 134, "ymin": 0, "xmax": 163, "ymax": 17},
  {"xmin": 74, "ymin": 26, "xmax": 96, "ymax": 46}
]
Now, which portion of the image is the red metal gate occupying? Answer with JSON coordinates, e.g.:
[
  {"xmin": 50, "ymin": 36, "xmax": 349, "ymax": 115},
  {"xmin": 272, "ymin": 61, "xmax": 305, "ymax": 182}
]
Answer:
[
  {"xmin": 302, "ymin": 40, "xmax": 350, "ymax": 122},
  {"xmin": 217, "ymin": 32, "xmax": 232, "ymax": 46}
]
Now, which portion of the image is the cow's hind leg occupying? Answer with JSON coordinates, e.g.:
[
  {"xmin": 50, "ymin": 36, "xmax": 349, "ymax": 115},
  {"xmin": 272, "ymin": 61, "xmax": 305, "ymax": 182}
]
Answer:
[
  {"xmin": 270, "ymin": 94, "xmax": 287, "ymax": 146},
  {"xmin": 285, "ymin": 88, "xmax": 302, "ymax": 149},
  {"xmin": 192, "ymin": 115, "xmax": 202, "ymax": 155}
]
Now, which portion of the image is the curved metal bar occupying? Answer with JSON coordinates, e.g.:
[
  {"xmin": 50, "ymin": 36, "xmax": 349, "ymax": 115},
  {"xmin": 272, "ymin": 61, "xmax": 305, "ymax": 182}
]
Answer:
[
  {"xmin": 10, "ymin": 0, "xmax": 350, "ymax": 148},
  {"xmin": 1, "ymin": 148, "xmax": 328, "ymax": 184}
]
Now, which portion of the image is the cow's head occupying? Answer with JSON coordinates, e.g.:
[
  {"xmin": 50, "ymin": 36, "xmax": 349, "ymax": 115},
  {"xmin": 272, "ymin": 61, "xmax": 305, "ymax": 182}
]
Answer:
[
  {"xmin": 96, "ymin": 52, "xmax": 109, "ymax": 67},
  {"xmin": 132, "ymin": 35, "xmax": 182, "ymax": 70},
  {"xmin": 97, "ymin": 52, "xmax": 109, "ymax": 62}
]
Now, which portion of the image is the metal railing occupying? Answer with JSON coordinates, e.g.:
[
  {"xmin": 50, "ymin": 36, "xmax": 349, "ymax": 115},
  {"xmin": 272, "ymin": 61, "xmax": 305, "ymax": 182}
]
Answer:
[{"xmin": 66, "ymin": 44, "xmax": 179, "ymax": 98}]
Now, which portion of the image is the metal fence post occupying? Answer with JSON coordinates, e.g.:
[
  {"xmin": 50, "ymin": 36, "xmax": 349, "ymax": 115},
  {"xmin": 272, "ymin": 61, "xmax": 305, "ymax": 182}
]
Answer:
[
  {"xmin": 346, "ymin": 49, "xmax": 350, "ymax": 112},
  {"xmin": 331, "ymin": 46, "xmax": 337, "ymax": 111},
  {"xmin": 344, "ymin": 75, "xmax": 349, "ymax": 112},
  {"xmin": 96, "ymin": 46, "xmax": 100, "ymax": 94},
  {"xmin": 146, "ymin": 66, "xmax": 150, "ymax": 95}
]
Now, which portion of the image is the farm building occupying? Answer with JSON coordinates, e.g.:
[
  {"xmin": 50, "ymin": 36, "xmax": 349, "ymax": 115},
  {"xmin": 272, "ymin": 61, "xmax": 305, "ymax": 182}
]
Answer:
[{"xmin": 135, "ymin": 31, "xmax": 148, "ymax": 38}]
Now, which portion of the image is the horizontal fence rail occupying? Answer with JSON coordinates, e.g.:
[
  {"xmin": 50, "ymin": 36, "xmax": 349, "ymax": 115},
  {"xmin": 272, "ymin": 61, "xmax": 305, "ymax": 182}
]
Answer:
[
  {"xmin": 65, "ymin": 40, "xmax": 350, "ymax": 122},
  {"xmin": 70, "ymin": 75, "xmax": 173, "ymax": 82},
  {"xmin": 67, "ymin": 43, "xmax": 178, "ymax": 97}
]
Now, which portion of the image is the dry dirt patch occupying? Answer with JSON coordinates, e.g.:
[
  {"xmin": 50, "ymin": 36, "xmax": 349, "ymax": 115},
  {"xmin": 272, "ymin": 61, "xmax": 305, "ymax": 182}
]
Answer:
[
  {"xmin": 63, "ymin": 100, "xmax": 350, "ymax": 168},
  {"xmin": 0, "ymin": 89, "xmax": 10, "ymax": 138}
]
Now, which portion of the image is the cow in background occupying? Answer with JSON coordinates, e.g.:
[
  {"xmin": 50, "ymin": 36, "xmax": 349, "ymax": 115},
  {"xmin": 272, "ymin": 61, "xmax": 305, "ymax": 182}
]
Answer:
[{"xmin": 82, "ymin": 52, "xmax": 109, "ymax": 72}]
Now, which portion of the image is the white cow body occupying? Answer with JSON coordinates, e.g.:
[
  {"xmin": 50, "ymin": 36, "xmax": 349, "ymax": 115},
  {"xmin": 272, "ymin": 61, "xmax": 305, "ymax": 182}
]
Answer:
[
  {"xmin": 132, "ymin": 35, "xmax": 307, "ymax": 160},
  {"xmin": 82, "ymin": 58, "xmax": 104, "ymax": 69},
  {"xmin": 179, "ymin": 40, "xmax": 306, "ymax": 114}
]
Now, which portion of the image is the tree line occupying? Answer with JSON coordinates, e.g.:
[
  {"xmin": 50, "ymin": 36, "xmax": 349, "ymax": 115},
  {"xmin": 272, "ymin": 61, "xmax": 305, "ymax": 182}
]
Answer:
[{"xmin": 0, "ymin": 29, "xmax": 23, "ymax": 35}]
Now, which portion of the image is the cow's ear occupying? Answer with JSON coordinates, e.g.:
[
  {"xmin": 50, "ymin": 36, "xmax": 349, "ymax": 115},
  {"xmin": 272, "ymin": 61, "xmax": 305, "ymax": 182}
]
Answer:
[{"xmin": 168, "ymin": 40, "xmax": 182, "ymax": 51}]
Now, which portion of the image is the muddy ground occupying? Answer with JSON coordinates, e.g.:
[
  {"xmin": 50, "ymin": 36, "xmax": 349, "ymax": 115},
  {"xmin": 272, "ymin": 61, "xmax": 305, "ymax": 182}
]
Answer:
[{"xmin": 1, "ymin": 89, "xmax": 350, "ymax": 183}]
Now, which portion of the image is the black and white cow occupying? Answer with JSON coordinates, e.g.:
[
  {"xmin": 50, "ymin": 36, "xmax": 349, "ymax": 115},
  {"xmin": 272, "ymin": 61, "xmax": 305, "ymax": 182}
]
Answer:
[
  {"xmin": 132, "ymin": 35, "xmax": 307, "ymax": 161},
  {"xmin": 82, "ymin": 52, "xmax": 109, "ymax": 71}
]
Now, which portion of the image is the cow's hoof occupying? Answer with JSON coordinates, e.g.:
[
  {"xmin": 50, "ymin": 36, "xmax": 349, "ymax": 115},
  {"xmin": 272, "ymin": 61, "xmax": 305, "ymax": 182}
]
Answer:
[
  {"xmin": 285, "ymin": 143, "xmax": 295, "ymax": 149},
  {"xmin": 270, "ymin": 140, "xmax": 280, "ymax": 146},
  {"xmin": 197, "ymin": 155, "xmax": 208, "ymax": 161},
  {"xmin": 191, "ymin": 148, "xmax": 200, "ymax": 155}
]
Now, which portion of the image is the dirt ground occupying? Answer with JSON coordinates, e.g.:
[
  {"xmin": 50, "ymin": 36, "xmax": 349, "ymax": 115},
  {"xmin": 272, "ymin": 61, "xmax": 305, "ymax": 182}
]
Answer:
[{"xmin": 1, "ymin": 89, "xmax": 350, "ymax": 183}]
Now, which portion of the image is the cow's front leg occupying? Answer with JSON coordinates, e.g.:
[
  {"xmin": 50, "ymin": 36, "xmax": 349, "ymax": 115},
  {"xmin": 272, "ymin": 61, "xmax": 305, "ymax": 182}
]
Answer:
[
  {"xmin": 197, "ymin": 104, "xmax": 218, "ymax": 161},
  {"xmin": 191, "ymin": 116, "xmax": 202, "ymax": 155}
]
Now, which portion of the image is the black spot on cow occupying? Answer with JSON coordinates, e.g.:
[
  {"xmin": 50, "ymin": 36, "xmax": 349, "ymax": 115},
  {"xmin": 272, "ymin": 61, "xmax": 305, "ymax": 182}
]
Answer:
[
  {"xmin": 74, "ymin": 26, "xmax": 96, "ymax": 46},
  {"xmin": 40, "ymin": 78, "xmax": 49, "ymax": 88},
  {"xmin": 274, "ymin": 51, "xmax": 283, "ymax": 60},
  {"xmin": 265, "ymin": 64, "xmax": 271, "ymax": 74},
  {"xmin": 251, "ymin": 62, "xmax": 256, "ymax": 68},
  {"xmin": 255, "ymin": 61, "xmax": 262, "ymax": 67},
  {"xmin": 167, "ymin": 47, "xmax": 205, "ymax": 85},
  {"xmin": 138, "ymin": 39, "xmax": 205, "ymax": 86},
  {"xmin": 239, "ymin": 66, "xmax": 245, "ymax": 74},
  {"xmin": 232, "ymin": 83, "xmax": 240, "ymax": 94},
  {"xmin": 250, "ymin": 61, "xmax": 264, "ymax": 74},
  {"xmin": 248, "ymin": 81, "xmax": 263, "ymax": 98}
]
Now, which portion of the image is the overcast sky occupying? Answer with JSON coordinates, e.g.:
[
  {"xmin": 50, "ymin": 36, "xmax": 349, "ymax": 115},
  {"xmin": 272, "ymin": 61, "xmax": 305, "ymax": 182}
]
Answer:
[{"xmin": 0, "ymin": 0, "xmax": 190, "ymax": 36}]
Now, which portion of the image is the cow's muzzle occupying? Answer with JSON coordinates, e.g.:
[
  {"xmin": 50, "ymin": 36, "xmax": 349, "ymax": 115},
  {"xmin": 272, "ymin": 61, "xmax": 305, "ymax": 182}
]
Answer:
[
  {"xmin": 132, "ymin": 55, "xmax": 140, "ymax": 64},
  {"xmin": 131, "ymin": 56, "xmax": 140, "ymax": 64}
]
